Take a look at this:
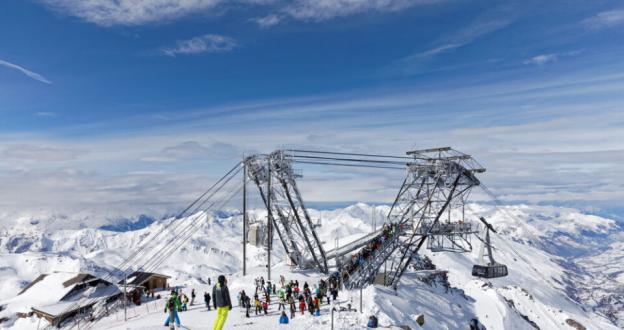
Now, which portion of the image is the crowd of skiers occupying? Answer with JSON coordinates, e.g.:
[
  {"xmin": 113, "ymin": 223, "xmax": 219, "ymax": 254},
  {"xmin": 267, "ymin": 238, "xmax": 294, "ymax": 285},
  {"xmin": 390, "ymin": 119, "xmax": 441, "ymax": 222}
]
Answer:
[
  {"xmin": 341, "ymin": 223, "xmax": 400, "ymax": 283},
  {"xmin": 235, "ymin": 274, "xmax": 340, "ymax": 324},
  {"xmin": 162, "ymin": 273, "xmax": 342, "ymax": 329}
]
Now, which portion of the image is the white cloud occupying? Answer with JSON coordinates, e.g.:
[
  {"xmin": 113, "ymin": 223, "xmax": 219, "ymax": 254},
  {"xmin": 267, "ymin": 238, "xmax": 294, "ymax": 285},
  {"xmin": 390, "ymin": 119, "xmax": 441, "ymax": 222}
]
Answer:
[
  {"xmin": 282, "ymin": 0, "xmax": 438, "ymax": 22},
  {"xmin": 1, "ymin": 144, "xmax": 86, "ymax": 162},
  {"xmin": 522, "ymin": 50, "xmax": 582, "ymax": 66},
  {"xmin": 144, "ymin": 140, "xmax": 241, "ymax": 161},
  {"xmin": 161, "ymin": 34, "xmax": 238, "ymax": 56},
  {"xmin": 41, "ymin": 0, "xmax": 223, "ymax": 26},
  {"xmin": 253, "ymin": 14, "xmax": 281, "ymax": 28},
  {"xmin": 523, "ymin": 54, "xmax": 558, "ymax": 66},
  {"xmin": 387, "ymin": 14, "xmax": 514, "ymax": 76},
  {"xmin": 40, "ymin": 0, "xmax": 441, "ymax": 27},
  {"xmin": 406, "ymin": 18, "xmax": 512, "ymax": 61},
  {"xmin": 0, "ymin": 59, "xmax": 51, "ymax": 84},
  {"xmin": 583, "ymin": 9, "xmax": 624, "ymax": 30}
]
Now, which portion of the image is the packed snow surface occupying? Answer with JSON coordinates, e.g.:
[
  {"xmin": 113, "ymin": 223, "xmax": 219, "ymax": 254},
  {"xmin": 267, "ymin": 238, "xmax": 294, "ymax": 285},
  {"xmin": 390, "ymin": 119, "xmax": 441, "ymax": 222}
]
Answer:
[{"xmin": 0, "ymin": 203, "xmax": 622, "ymax": 329}]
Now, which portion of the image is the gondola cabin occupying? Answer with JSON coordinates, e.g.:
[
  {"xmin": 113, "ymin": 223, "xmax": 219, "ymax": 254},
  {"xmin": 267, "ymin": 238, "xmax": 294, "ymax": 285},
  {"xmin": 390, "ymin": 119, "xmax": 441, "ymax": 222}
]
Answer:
[
  {"xmin": 472, "ymin": 217, "xmax": 508, "ymax": 279},
  {"xmin": 472, "ymin": 263, "xmax": 508, "ymax": 278}
]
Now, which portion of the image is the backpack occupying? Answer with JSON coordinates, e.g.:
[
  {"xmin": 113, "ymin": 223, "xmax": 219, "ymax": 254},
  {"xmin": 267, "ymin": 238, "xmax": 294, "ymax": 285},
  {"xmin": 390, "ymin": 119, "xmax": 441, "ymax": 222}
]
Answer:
[{"xmin": 168, "ymin": 297, "xmax": 176, "ymax": 310}]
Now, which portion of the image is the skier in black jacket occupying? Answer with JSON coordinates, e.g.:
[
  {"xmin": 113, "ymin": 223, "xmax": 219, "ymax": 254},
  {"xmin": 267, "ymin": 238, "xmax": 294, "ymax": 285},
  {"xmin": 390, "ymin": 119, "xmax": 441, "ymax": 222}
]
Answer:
[{"xmin": 212, "ymin": 275, "xmax": 232, "ymax": 330}]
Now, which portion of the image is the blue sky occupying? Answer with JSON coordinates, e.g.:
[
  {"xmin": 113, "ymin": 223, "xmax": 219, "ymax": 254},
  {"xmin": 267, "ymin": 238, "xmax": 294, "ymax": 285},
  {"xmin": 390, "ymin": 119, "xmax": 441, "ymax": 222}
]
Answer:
[{"xmin": 0, "ymin": 0, "xmax": 623, "ymax": 219}]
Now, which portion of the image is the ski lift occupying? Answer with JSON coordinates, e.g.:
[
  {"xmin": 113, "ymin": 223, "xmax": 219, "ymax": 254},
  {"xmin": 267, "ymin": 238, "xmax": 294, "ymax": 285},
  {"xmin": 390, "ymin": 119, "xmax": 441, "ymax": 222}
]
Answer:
[{"xmin": 472, "ymin": 217, "xmax": 508, "ymax": 278}]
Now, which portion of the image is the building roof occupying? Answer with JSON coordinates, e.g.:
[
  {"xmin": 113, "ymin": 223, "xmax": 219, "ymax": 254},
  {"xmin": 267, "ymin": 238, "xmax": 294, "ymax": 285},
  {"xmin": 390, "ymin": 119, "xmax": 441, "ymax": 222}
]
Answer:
[
  {"xmin": 1, "ymin": 272, "xmax": 115, "ymax": 318},
  {"xmin": 32, "ymin": 284, "xmax": 120, "ymax": 318},
  {"xmin": 121, "ymin": 271, "xmax": 170, "ymax": 286}
]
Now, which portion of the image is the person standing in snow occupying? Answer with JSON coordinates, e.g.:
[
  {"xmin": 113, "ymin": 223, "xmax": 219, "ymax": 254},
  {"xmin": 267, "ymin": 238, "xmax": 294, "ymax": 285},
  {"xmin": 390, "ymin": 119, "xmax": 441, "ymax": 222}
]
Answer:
[
  {"xmin": 191, "ymin": 289, "xmax": 196, "ymax": 306},
  {"xmin": 307, "ymin": 296, "xmax": 315, "ymax": 316},
  {"xmin": 181, "ymin": 294, "xmax": 189, "ymax": 311},
  {"xmin": 255, "ymin": 296, "xmax": 262, "ymax": 315},
  {"xmin": 288, "ymin": 293, "xmax": 296, "ymax": 319},
  {"xmin": 278, "ymin": 288, "xmax": 286, "ymax": 311},
  {"xmin": 243, "ymin": 293, "xmax": 251, "ymax": 318},
  {"xmin": 212, "ymin": 275, "xmax": 232, "ymax": 330},
  {"xmin": 164, "ymin": 291, "xmax": 182, "ymax": 329},
  {"xmin": 204, "ymin": 291, "xmax": 211, "ymax": 310},
  {"xmin": 299, "ymin": 295, "xmax": 306, "ymax": 315},
  {"xmin": 367, "ymin": 315, "xmax": 378, "ymax": 328},
  {"xmin": 262, "ymin": 300, "xmax": 268, "ymax": 315}
]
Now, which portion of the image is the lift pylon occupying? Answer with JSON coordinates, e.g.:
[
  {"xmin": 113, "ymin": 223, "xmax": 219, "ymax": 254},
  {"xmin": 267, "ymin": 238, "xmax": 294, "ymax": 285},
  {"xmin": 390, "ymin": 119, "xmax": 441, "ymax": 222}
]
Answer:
[
  {"xmin": 383, "ymin": 148, "xmax": 484, "ymax": 288},
  {"xmin": 245, "ymin": 151, "xmax": 329, "ymax": 273}
]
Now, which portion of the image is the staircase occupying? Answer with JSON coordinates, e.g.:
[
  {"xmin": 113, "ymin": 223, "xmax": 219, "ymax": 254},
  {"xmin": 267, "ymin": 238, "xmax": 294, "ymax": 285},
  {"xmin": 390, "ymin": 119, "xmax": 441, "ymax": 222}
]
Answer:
[{"xmin": 343, "ymin": 226, "xmax": 404, "ymax": 289}]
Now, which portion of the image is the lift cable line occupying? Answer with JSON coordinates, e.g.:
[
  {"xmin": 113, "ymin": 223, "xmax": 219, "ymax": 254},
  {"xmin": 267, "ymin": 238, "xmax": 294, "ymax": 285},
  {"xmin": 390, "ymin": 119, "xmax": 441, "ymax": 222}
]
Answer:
[
  {"xmin": 80, "ymin": 173, "xmax": 245, "ymax": 330},
  {"xmin": 70, "ymin": 166, "xmax": 244, "ymax": 330},
  {"xmin": 82, "ymin": 180, "xmax": 247, "ymax": 330},
  {"xmin": 287, "ymin": 149, "xmax": 418, "ymax": 160},
  {"xmin": 107, "ymin": 162, "xmax": 243, "ymax": 280},
  {"xmin": 292, "ymin": 160, "xmax": 405, "ymax": 170},
  {"xmin": 48, "ymin": 162, "xmax": 244, "ymax": 330},
  {"xmin": 141, "ymin": 179, "xmax": 245, "ymax": 275}
]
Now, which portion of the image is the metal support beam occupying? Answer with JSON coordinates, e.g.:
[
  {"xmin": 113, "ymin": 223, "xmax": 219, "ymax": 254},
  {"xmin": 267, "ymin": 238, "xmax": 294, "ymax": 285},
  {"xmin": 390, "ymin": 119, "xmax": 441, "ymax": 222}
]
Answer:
[
  {"xmin": 406, "ymin": 147, "xmax": 452, "ymax": 155},
  {"xmin": 242, "ymin": 161, "xmax": 247, "ymax": 276}
]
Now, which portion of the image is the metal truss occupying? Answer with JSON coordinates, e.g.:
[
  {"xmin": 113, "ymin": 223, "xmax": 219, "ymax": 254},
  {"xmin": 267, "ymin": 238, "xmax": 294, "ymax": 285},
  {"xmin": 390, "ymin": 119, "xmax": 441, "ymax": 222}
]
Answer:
[
  {"xmin": 382, "ymin": 148, "xmax": 484, "ymax": 288},
  {"xmin": 245, "ymin": 151, "xmax": 328, "ymax": 273}
]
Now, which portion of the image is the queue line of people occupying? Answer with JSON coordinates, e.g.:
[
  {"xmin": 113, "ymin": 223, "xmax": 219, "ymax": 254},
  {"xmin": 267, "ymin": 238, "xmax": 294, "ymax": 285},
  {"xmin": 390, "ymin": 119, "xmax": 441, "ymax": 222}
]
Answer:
[{"xmin": 341, "ymin": 223, "xmax": 400, "ymax": 284}]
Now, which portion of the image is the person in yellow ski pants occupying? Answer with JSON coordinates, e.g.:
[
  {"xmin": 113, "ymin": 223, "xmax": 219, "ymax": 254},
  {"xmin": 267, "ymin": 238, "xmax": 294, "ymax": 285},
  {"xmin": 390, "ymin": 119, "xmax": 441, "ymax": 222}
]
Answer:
[
  {"xmin": 212, "ymin": 275, "xmax": 232, "ymax": 330},
  {"xmin": 213, "ymin": 305, "xmax": 229, "ymax": 330}
]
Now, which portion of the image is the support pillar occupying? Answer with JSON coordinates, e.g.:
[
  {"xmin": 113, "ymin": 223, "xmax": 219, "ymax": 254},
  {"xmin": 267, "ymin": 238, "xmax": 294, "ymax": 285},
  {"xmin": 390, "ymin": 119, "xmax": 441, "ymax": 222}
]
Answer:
[{"xmin": 243, "ymin": 161, "xmax": 247, "ymax": 276}]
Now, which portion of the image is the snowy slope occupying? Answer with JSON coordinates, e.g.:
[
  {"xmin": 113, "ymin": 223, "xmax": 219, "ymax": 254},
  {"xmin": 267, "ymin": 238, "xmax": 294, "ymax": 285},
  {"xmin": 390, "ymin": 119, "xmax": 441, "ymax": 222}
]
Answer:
[{"xmin": 0, "ymin": 203, "xmax": 622, "ymax": 329}]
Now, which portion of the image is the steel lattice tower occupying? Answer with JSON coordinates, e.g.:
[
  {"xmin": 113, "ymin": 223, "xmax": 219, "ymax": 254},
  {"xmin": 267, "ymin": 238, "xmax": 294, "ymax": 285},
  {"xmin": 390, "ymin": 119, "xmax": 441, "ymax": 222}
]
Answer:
[
  {"xmin": 384, "ymin": 147, "xmax": 484, "ymax": 287},
  {"xmin": 245, "ymin": 151, "xmax": 329, "ymax": 274}
]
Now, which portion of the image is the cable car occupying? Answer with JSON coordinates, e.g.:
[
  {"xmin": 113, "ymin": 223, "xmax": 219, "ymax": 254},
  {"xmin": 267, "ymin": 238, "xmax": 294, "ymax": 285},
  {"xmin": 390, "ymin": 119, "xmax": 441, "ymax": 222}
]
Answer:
[{"xmin": 472, "ymin": 217, "xmax": 508, "ymax": 279}]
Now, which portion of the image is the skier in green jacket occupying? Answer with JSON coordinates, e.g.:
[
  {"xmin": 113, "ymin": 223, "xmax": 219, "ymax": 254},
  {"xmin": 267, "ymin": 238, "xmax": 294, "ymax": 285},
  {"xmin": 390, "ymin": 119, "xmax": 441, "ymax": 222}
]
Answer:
[{"xmin": 164, "ymin": 291, "xmax": 182, "ymax": 329}]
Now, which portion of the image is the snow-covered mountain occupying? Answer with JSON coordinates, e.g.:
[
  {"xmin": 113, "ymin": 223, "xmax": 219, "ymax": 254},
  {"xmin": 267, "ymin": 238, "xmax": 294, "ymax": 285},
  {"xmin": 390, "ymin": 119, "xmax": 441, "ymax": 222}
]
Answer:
[{"xmin": 0, "ymin": 203, "xmax": 622, "ymax": 329}]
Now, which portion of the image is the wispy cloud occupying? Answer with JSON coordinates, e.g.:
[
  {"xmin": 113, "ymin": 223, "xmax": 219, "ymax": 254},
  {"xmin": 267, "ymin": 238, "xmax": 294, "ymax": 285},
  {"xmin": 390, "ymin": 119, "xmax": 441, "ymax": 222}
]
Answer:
[
  {"xmin": 35, "ymin": 112, "xmax": 58, "ymax": 118},
  {"xmin": 41, "ymin": 0, "xmax": 223, "ymax": 27},
  {"xmin": 253, "ymin": 14, "xmax": 281, "ymax": 28},
  {"xmin": 1, "ymin": 144, "xmax": 86, "ymax": 161},
  {"xmin": 407, "ymin": 18, "xmax": 512, "ymax": 61},
  {"xmin": 161, "ymin": 34, "xmax": 238, "ymax": 57},
  {"xmin": 142, "ymin": 140, "xmax": 241, "ymax": 161},
  {"xmin": 0, "ymin": 59, "xmax": 51, "ymax": 84},
  {"xmin": 252, "ymin": 0, "xmax": 443, "ymax": 27},
  {"xmin": 522, "ymin": 50, "xmax": 582, "ymax": 66},
  {"xmin": 583, "ymin": 9, "xmax": 624, "ymax": 30},
  {"xmin": 40, "ymin": 0, "xmax": 442, "ymax": 27},
  {"xmin": 282, "ymin": 0, "xmax": 440, "ymax": 22},
  {"xmin": 523, "ymin": 54, "xmax": 558, "ymax": 66}
]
